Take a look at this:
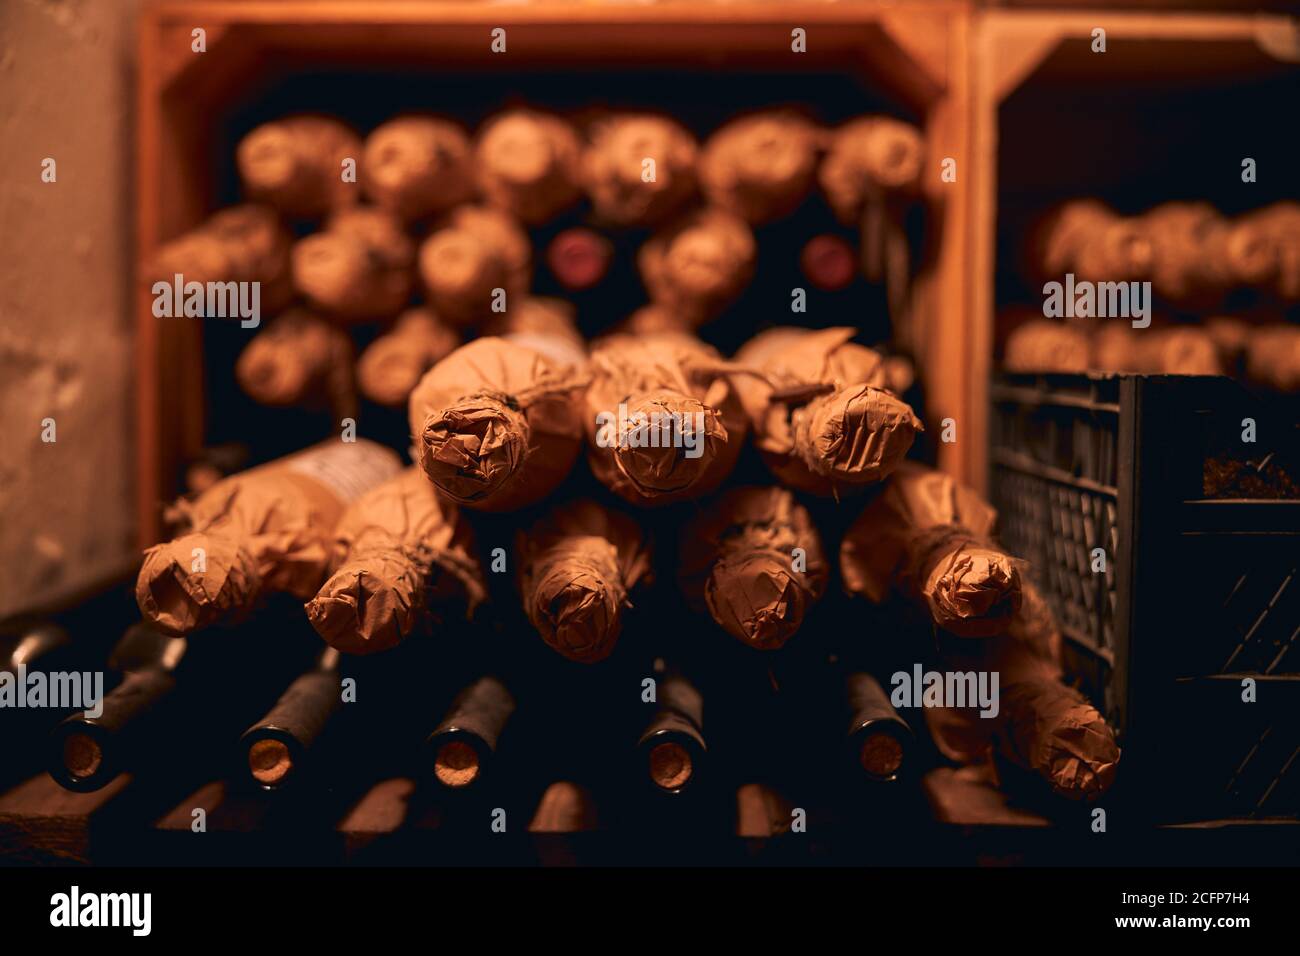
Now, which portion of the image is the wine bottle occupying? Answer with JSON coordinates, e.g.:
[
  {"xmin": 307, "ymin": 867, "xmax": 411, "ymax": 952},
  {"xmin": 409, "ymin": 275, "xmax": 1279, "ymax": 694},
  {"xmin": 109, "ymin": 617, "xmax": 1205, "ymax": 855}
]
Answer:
[
  {"xmin": 843, "ymin": 670, "xmax": 912, "ymax": 782},
  {"xmin": 473, "ymin": 109, "xmax": 582, "ymax": 226},
  {"xmin": 291, "ymin": 206, "xmax": 414, "ymax": 322},
  {"xmin": 306, "ymin": 466, "xmax": 487, "ymax": 656},
  {"xmin": 47, "ymin": 624, "xmax": 183, "ymax": 792},
  {"xmin": 1025, "ymin": 199, "xmax": 1152, "ymax": 285},
  {"xmin": 636, "ymin": 661, "xmax": 706, "ymax": 795},
  {"xmin": 239, "ymin": 647, "xmax": 343, "ymax": 790},
  {"xmin": 136, "ymin": 439, "xmax": 403, "ymax": 635},
  {"xmin": 407, "ymin": 334, "xmax": 586, "ymax": 511},
  {"xmin": 237, "ymin": 115, "xmax": 360, "ymax": 219},
  {"xmin": 732, "ymin": 325, "xmax": 921, "ymax": 496},
  {"xmin": 699, "ymin": 112, "xmax": 820, "ymax": 224},
  {"xmin": 360, "ymin": 115, "xmax": 475, "ymax": 223},
  {"xmin": 147, "ymin": 204, "xmax": 294, "ymax": 314},
  {"xmin": 417, "ymin": 205, "xmax": 532, "ymax": 328},
  {"xmin": 1, "ymin": 624, "xmax": 74, "ymax": 782},
  {"xmin": 678, "ymin": 486, "xmax": 829, "ymax": 651},
  {"xmin": 235, "ymin": 308, "xmax": 356, "ymax": 417},
  {"xmin": 356, "ymin": 308, "xmax": 461, "ymax": 409},
  {"xmin": 583, "ymin": 113, "xmax": 697, "ymax": 227},
  {"xmin": 638, "ymin": 208, "xmax": 755, "ymax": 326},
  {"xmin": 49, "ymin": 616, "xmax": 322, "ymax": 793},
  {"xmin": 819, "ymin": 116, "xmax": 924, "ymax": 224},
  {"xmin": 425, "ymin": 675, "xmax": 516, "ymax": 790},
  {"xmin": 516, "ymin": 499, "xmax": 652, "ymax": 663},
  {"xmin": 584, "ymin": 330, "xmax": 748, "ymax": 506},
  {"xmin": 840, "ymin": 462, "xmax": 1023, "ymax": 637}
]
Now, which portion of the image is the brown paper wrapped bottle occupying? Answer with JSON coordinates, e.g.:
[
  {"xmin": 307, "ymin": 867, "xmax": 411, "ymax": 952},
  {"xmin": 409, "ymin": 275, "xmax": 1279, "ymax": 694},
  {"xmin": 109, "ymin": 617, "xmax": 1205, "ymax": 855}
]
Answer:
[
  {"xmin": 481, "ymin": 296, "xmax": 585, "ymax": 358},
  {"xmin": 305, "ymin": 467, "xmax": 487, "ymax": 656},
  {"xmin": 418, "ymin": 205, "xmax": 532, "ymax": 328},
  {"xmin": 733, "ymin": 326, "xmax": 921, "ymax": 496},
  {"xmin": 356, "ymin": 308, "xmax": 461, "ymax": 409},
  {"xmin": 1245, "ymin": 325, "xmax": 1300, "ymax": 392},
  {"xmin": 615, "ymin": 304, "xmax": 696, "ymax": 337},
  {"xmin": 361, "ymin": 116, "xmax": 475, "ymax": 222},
  {"xmin": 679, "ymin": 487, "xmax": 828, "ymax": 651},
  {"xmin": 237, "ymin": 115, "xmax": 360, "ymax": 219},
  {"xmin": 136, "ymin": 440, "xmax": 403, "ymax": 635},
  {"xmin": 585, "ymin": 331, "xmax": 748, "ymax": 507},
  {"xmin": 517, "ymin": 500, "xmax": 652, "ymax": 663},
  {"xmin": 638, "ymin": 208, "xmax": 755, "ymax": 326},
  {"xmin": 583, "ymin": 114, "xmax": 698, "ymax": 227},
  {"xmin": 840, "ymin": 462, "xmax": 1023, "ymax": 637},
  {"xmin": 926, "ymin": 583, "xmax": 1120, "ymax": 800},
  {"xmin": 473, "ymin": 109, "xmax": 582, "ymax": 225},
  {"xmin": 408, "ymin": 335, "xmax": 587, "ymax": 511},
  {"xmin": 148, "ymin": 205, "xmax": 294, "ymax": 314},
  {"xmin": 1242, "ymin": 201, "xmax": 1300, "ymax": 301},
  {"xmin": 1002, "ymin": 319, "xmax": 1091, "ymax": 374},
  {"xmin": 699, "ymin": 112, "xmax": 821, "ymax": 224},
  {"xmin": 1142, "ymin": 201, "xmax": 1276, "ymax": 307},
  {"xmin": 1026, "ymin": 199, "xmax": 1152, "ymax": 285},
  {"xmin": 291, "ymin": 207, "xmax": 414, "ymax": 322},
  {"xmin": 819, "ymin": 116, "xmax": 924, "ymax": 223},
  {"xmin": 1089, "ymin": 324, "xmax": 1222, "ymax": 376},
  {"xmin": 235, "ymin": 309, "xmax": 357, "ymax": 418}
]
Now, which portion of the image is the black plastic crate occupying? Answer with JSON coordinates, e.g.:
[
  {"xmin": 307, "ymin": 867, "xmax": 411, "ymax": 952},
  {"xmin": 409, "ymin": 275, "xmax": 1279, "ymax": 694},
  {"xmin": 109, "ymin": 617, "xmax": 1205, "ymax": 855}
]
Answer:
[{"xmin": 990, "ymin": 372, "xmax": 1300, "ymax": 824}]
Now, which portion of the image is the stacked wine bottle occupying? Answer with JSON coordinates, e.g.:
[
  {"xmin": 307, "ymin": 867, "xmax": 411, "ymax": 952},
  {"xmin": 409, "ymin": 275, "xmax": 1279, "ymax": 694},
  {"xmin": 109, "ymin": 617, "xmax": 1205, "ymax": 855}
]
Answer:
[
  {"xmin": 1004, "ymin": 198, "xmax": 1300, "ymax": 388},
  {"xmin": 80, "ymin": 107, "xmax": 1122, "ymax": 823}
]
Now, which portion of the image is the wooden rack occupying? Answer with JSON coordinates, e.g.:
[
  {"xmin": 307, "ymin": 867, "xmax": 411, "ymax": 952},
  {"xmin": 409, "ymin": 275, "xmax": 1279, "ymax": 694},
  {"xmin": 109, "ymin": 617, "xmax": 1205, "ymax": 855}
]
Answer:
[{"xmin": 135, "ymin": 0, "xmax": 974, "ymax": 545}]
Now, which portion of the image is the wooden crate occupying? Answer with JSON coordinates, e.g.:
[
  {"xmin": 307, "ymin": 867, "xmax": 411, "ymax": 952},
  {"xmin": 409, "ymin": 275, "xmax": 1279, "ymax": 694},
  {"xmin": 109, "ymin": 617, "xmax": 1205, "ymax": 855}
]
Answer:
[
  {"xmin": 969, "ymin": 10, "xmax": 1300, "ymax": 491},
  {"xmin": 135, "ymin": 0, "xmax": 975, "ymax": 547}
]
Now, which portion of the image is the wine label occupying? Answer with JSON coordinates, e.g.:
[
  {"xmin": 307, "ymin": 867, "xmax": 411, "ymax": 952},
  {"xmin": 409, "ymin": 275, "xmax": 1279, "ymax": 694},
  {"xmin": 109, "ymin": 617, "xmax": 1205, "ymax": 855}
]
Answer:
[{"xmin": 285, "ymin": 439, "xmax": 402, "ymax": 505}]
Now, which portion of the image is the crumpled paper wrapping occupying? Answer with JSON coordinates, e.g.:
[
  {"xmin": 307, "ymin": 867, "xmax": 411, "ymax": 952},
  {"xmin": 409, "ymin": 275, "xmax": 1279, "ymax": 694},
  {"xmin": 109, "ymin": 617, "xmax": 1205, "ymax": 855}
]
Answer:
[
  {"xmin": 136, "ymin": 440, "xmax": 403, "ymax": 635},
  {"xmin": 679, "ymin": 486, "xmax": 828, "ymax": 651},
  {"xmin": 291, "ymin": 207, "xmax": 414, "ymax": 322},
  {"xmin": 474, "ymin": 109, "xmax": 582, "ymax": 225},
  {"xmin": 615, "ymin": 304, "xmax": 697, "ymax": 337},
  {"xmin": 148, "ymin": 204, "xmax": 294, "ymax": 314},
  {"xmin": 734, "ymin": 326, "xmax": 921, "ymax": 495},
  {"xmin": 481, "ymin": 296, "xmax": 586, "ymax": 360},
  {"xmin": 996, "ymin": 678, "xmax": 1121, "ymax": 800},
  {"xmin": 1142, "ymin": 201, "xmax": 1276, "ymax": 308},
  {"xmin": 517, "ymin": 499, "xmax": 652, "ymax": 663},
  {"xmin": 699, "ymin": 112, "xmax": 821, "ymax": 224},
  {"xmin": 237, "ymin": 114, "xmax": 360, "ymax": 219},
  {"xmin": 924, "ymin": 582, "xmax": 1120, "ymax": 800},
  {"xmin": 1091, "ymin": 324, "xmax": 1223, "ymax": 376},
  {"xmin": 840, "ymin": 462, "xmax": 1022, "ymax": 636},
  {"xmin": 418, "ymin": 205, "xmax": 532, "ymax": 327},
  {"xmin": 819, "ymin": 117, "xmax": 924, "ymax": 223},
  {"xmin": 1243, "ymin": 201, "xmax": 1300, "ymax": 301},
  {"xmin": 408, "ymin": 335, "xmax": 587, "ymax": 511},
  {"xmin": 1002, "ymin": 319, "xmax": 1091, "ymax": 374},
  {"xmin": 1026, "ymin": 199, "xmax": 1153, "ymax": 284},
  {"xmin": 583, "ymin": 114, "xmax": 697, "ymax": 227},
  {"xmin": 638, "ymin": 208, "xmax": 756, "ymax": 326},
  {"xmin": 361, "ymin": 115, "xmax": 475, "ymax": 222},
  {"xmin": 357, "ymin": 308, "xmax": 461, "ymax": 408},
  {"xmin": 236, "ymin": 308, "xmax": 357, "ymax": 418},
  {"xmin": 305, "ymin": 467, "xmax": 487, "ymax": 655},
  {"xmin": 585, "ymin": 331, "xmax": 747, "ymax": 506},
  {"xmin": 1245, "ymin": 324, "xmax": 1300, "ymax": 391}
]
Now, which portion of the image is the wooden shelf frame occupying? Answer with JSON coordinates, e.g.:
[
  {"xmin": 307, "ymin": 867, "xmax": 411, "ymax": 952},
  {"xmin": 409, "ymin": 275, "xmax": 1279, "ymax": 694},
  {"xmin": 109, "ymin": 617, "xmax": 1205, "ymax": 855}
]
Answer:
[
  {"xmin": 969, "ymin": 9, "xmax": 1300, "ymax": 492},
  {"xmin": 135, "ymin": 0, "xmax": 975, "ymax": 545}
]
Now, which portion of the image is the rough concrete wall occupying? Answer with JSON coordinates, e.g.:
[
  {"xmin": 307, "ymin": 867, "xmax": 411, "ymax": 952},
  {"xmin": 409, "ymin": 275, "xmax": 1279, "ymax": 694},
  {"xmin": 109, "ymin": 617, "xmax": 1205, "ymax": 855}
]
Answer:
[{"xmin": 0, "ymin": 0, "xmax": 140, "ymax": 618}]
